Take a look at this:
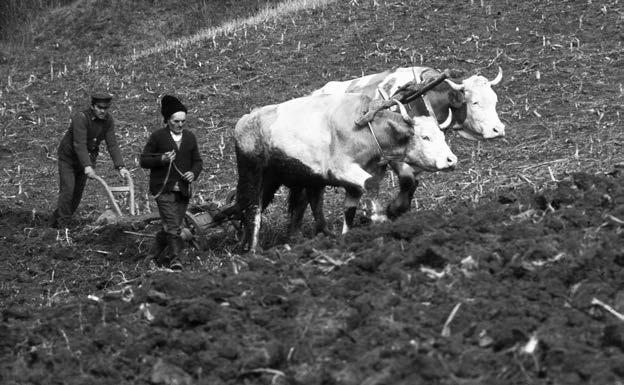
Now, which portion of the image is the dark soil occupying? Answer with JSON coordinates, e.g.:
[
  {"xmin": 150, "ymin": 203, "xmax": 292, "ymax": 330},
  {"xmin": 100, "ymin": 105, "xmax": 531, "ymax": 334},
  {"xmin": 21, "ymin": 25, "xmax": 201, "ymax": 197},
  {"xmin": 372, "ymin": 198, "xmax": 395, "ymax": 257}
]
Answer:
[{"xmin": 1, "ymin": 0, "xmax": 624, "ymax": 384}]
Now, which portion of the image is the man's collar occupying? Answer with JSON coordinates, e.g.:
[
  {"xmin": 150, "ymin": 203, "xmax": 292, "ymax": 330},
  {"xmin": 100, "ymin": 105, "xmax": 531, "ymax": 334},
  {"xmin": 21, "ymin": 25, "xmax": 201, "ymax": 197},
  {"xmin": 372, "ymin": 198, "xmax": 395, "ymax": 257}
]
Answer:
[{"xmin": 169, "ymin": 130, "xmax": 183, "ymax": 138}]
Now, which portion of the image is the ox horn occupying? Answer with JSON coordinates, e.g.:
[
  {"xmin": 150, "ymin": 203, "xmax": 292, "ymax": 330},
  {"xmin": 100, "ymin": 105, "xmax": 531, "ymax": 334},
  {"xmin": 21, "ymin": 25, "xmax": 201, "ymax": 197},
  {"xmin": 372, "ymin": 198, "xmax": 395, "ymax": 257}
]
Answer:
[
  {"xmin": 438, "ymin": 108, "xmax": 453, "ymax": 130},
  {"xmin": 444, "ymin": 78, "xmax": 465, "ymax": 91},
  {"xmin": 391, "ymin": 99, "xmax": 413, "ymax": 124},
  {"xmin": 411, "ymin": 67, "xmax": 422, "ymax": 85},
  {"xmin": 489, "ymin": 66, "xmax": 503, "ymax": 86}
]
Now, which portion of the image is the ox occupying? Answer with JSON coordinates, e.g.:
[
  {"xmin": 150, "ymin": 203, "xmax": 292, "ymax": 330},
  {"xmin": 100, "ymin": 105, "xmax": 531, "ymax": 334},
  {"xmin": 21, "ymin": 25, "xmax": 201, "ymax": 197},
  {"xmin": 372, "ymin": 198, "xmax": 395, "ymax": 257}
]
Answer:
[
  {"xmin": 312, "ymin": 66, "xmax": 505, "ymax": 140},
  {"xmin": 306, "ymin": 66, "xmax": 505, "ymax": 221},
  {"xmin": 234, "ymin": 93, "xmax": 457, "ymax": 251}
]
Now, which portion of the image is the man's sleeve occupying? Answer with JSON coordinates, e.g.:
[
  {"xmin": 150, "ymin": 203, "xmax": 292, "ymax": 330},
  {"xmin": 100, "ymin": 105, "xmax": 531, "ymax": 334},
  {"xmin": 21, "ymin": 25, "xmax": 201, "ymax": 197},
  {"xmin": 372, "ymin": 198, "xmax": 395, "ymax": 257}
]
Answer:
[
  {"xmin": 105, "ymin": 120, "xmax": 125, "ymax": 169},
  {"xmin": 72, "ymin": 113, "xmax": 93, "ymax": 168}
]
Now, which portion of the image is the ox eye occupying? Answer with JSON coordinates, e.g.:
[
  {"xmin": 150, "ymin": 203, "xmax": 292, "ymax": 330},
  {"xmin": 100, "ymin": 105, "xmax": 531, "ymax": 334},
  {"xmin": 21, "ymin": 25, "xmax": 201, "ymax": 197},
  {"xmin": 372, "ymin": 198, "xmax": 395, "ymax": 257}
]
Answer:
[
  {"xmin": 422, "ymin": 135, "xmax": 431, "ymax": 141},
  {"xmin": 472, "ymin": 101, "xmax": 479, "ymax": 105}
]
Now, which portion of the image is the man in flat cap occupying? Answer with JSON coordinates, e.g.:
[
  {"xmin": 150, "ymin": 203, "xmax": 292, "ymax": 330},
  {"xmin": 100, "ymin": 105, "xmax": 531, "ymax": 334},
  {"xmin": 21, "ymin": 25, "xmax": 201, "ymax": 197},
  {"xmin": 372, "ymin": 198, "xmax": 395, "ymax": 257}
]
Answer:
[
  {"xmin": 140, "ymin": 94, "xmax": 203, "ymax": 270},
  {"xmin": 51, "ymin": 92, "xmax": 130, "ymax": 228}
]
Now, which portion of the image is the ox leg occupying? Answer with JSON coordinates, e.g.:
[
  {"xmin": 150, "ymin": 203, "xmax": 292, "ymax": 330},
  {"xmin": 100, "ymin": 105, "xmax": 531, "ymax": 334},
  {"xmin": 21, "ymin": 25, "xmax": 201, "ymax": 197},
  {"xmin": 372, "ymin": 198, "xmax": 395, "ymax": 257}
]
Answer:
[
  {"xmin": 386, "ymin": 163, "xmax": 421, "ymax": 220},
  {"xmin": 287, "ymin": 186, "xmax": 330, "ymax": 237},
  {"xmin": 386, "ymin": 175, "xmax": 418, "ymax": 220},
  {"xmin": 249, "ymin": 172, "xmax": 282, "ymax": 252},
  {"xmin": 306, "ymin": 187, "xmax": 331, "ymax": 236},
  {"xmin": 287, "ymin": 186, "xmax": 308, "ymax": 238},
  {"xmin": 342, "ymin": 186, "xmax": 363, "ymax": 235},
  {"xmin": 334, "ymin": 164, "xmax": 372, "ymax": 193},
  {"xmin": 250, "ymin": 201, "xmax": 262, "ymax": 252},
  {"xmin": 365, "ymin": 165, "xmax": 388, "ymax": 223},
  {"xmin": 235, "ymin": 148, "xmax": 262, "ymax": 252},
  {"xmin": 261, "ymin": 173, "xmax": 281, "ymax": 211}
]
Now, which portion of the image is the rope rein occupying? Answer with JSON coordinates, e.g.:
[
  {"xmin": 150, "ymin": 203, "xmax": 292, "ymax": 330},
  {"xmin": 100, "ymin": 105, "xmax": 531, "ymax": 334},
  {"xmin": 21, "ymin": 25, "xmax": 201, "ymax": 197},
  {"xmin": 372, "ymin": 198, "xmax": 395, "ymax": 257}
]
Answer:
[
  {"xmin": 153, "ymin": 158, "xmax": 173, "ymax": 199},
  {"xmin": 152, "ymin": 155, "xmax": 194, "ymax": 200}
]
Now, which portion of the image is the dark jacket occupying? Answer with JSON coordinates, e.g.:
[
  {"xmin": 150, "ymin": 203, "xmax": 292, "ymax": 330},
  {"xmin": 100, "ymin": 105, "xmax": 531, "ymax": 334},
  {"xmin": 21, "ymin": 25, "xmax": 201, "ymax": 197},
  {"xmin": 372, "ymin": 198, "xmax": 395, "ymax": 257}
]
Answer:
[
  {"xmin": 57, "ymin": 107, "xmax": 124, "ymax": 169},
  {"xmin": 140, "ymin": 127, "xmax": 203, "ymax": 200}
]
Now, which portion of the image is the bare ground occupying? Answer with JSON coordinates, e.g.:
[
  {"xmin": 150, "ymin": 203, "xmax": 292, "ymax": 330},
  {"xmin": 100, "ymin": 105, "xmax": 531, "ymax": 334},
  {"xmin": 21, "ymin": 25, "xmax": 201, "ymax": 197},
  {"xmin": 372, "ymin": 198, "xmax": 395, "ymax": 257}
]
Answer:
[{"xmin": 1, "ymin": 0, "xmax": 624, "ymax": 384}]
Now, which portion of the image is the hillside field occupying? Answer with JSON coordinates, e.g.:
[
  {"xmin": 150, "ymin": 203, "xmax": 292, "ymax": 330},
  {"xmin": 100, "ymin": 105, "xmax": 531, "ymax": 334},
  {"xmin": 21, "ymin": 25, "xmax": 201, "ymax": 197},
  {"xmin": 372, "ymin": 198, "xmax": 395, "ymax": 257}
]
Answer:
[{"xmin": 1, "ymin": 0, "xmax": 624, "ymax": 384}]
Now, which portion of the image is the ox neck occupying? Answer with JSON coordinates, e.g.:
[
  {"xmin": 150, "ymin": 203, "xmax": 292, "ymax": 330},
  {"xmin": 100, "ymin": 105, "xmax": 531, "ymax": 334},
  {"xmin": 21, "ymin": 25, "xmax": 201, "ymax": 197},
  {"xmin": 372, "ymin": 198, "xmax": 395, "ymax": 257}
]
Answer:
[
  {"xmin": 367, "ymin": 122, "xmax": 385, "ymax": 157},
  {"xmin": 366, "ymin": 121, "xmax": 406, "ymax": 165}
]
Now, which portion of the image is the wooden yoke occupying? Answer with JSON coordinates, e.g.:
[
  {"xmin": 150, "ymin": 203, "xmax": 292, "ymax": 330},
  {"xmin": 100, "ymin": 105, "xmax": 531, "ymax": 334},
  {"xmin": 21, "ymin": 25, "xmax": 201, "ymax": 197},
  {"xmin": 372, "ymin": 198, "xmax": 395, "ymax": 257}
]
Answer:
[
  {"xmin": 397, "ymin": 69, "xmax": 452, "ymax": 104},
  {"xmin": 354, "ymin": 69, "xmax": 451, "ymax": 126}
]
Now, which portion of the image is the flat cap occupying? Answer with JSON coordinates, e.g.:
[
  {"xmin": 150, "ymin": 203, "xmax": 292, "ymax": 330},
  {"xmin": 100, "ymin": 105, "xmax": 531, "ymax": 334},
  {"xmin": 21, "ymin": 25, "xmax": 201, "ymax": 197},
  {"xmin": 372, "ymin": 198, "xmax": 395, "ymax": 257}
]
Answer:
[{"xmin": 91, "ymin": 92, "xmax": 113, "ymax": 105}]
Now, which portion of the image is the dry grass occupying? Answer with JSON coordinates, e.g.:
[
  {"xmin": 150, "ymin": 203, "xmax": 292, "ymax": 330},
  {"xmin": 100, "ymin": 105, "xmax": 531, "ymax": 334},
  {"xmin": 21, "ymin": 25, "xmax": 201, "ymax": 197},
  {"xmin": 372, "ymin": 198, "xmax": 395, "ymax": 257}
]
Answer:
[
  {"xmin": 128, "ymin": 0, "xmax": 338, "ymax": 61},
  {"xmin": 0, "ymin": 0, "xmax": 73, "ymax": 39}
]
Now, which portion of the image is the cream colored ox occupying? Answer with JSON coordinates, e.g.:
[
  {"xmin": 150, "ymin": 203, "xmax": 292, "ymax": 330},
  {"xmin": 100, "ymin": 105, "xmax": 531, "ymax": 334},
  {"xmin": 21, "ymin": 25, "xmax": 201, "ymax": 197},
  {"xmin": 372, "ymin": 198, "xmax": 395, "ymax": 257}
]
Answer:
[
  {"xmin": 234, "ymin": 93, "xmax": 456, "ymax": 252},
  {"xmin": 307, "ymin": 66, "xmax": 505, "ymax": 223}
]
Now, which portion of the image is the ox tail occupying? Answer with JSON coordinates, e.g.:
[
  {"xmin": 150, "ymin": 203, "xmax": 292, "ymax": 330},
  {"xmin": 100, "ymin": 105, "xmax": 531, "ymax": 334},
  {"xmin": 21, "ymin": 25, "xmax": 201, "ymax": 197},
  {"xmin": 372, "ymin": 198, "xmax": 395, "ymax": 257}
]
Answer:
[{"xmin": 234, "ymin": 145, "xmax": 256, "ymax": 210}]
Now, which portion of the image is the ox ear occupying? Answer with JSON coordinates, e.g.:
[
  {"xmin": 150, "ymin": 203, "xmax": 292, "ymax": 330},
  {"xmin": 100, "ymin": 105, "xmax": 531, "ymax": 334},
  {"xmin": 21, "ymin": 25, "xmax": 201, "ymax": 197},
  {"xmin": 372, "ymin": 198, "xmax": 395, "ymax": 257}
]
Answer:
[
  {"xmin": 448, "ymin": 90, "xmax": 465, "ymax": 109},
  {"xmin": 387, "ymin": 119, "xmax": 414, "ymax": 141}
]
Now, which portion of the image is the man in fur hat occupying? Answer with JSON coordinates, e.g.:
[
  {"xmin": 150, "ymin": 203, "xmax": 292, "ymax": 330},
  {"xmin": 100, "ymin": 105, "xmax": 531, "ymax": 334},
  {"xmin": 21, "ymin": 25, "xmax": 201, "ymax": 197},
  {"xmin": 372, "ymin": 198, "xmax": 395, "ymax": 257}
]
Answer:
[
  {"xmin": 52, "ymin": 92, "xmax": 130, "ymax": 228},
  {"xmin": 140, "ymin": 95, "xmax": 203, "ymax": 270}
]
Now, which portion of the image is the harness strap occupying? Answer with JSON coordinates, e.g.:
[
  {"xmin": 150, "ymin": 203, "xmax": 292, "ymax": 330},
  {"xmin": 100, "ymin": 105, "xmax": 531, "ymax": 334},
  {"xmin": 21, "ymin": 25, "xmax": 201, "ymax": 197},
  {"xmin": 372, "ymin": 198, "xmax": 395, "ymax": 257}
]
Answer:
[
  {"xmin": 367, "ymin": 121, "xmax": 384, "ymax": 158},
  {"xmin": 412, "ymin": 67, "xmax": 438, "ymax": 122},
  {"xmin": 367, "ymin": 122, "xmax": 404, "ymax": 166}
]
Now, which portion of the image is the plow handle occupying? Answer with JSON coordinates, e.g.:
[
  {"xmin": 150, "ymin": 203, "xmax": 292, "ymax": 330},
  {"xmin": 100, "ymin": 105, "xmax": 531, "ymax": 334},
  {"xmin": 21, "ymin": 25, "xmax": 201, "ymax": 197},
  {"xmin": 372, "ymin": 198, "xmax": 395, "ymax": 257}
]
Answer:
[{"xmin": 93, "ymin": 173, "xmax": 135, "ymax": 216}]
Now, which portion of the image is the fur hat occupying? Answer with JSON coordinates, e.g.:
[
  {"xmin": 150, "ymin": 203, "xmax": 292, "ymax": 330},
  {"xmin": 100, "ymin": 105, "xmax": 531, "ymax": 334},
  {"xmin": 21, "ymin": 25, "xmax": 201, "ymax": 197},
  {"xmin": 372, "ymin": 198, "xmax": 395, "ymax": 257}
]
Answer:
[{"xmin": 161, "ymin": 95, "xmax": 187, "ymax": 123}]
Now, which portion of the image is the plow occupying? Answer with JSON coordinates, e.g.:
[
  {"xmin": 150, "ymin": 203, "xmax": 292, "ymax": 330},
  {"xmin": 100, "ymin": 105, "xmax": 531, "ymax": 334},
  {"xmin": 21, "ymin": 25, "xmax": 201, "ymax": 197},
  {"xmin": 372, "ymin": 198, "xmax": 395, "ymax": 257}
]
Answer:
[{"xmin": 93, "ymin": 172, "xmax": 241, "ymax": 251}]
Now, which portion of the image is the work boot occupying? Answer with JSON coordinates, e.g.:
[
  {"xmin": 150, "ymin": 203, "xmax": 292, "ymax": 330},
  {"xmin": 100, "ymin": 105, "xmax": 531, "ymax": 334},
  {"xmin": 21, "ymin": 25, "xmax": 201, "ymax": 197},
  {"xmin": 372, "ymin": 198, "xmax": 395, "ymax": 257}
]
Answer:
[
  {"xmin": 147, "ymin": 231, "xmax": 169, "ymax": 267},
  {"xmin": 166, "ymin": 233, "xmax": 184, "ymax": 271}
]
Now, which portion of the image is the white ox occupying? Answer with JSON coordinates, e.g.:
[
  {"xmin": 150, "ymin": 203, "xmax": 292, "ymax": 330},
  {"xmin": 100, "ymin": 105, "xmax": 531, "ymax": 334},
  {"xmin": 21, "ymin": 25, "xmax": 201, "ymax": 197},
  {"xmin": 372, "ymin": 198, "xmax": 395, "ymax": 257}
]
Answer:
[
  {"xmin": 313, "ymin": 66, "xmax": 505, "ymax": 140},
  {"xmin": 234, "ymin": 93, "xmax": 457, "ymax": 252},
  {"xmin": 306, "ymin": 66, "xmax": 505, "ymax": 222}
]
